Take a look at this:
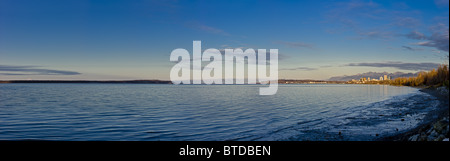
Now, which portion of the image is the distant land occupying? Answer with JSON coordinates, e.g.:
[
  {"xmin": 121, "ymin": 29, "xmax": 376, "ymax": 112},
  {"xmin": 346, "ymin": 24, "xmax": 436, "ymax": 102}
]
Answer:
[
  {"xmin": 0, "ymin": 80, "xmax": 341, "ymax": 84},
  {"xmin": 278, "ymin": 79, "xmax": 345, "ymax": 84},
  {"xmin": 0, "ymin": 72, "xmax": 419, "ymax": 84},
  {"xmin": 328, "ymin": 72, "xmax": 418, "ymax": 81},
  {"xmin": 0, "ymin": 80, "xmax": 173, "ymax": 84}
]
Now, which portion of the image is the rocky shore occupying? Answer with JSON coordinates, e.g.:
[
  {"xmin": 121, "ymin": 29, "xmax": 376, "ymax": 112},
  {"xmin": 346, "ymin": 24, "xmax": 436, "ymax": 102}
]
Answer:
[
  {"xmin": 407, "ymin": 115, "xmax": 449, "ymax": 141},
  {"xmin": 384, "ymin": 86, "xmax": 449, "ymax": 141}
]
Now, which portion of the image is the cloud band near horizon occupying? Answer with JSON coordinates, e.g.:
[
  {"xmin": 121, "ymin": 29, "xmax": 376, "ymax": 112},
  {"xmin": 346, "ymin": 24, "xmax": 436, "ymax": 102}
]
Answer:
[
  {"xmin": 346, "ymin": 62, "xmax": 442, "ymax": 71},
  {"xmin": 0, "ymin": 65, "xmax": 81, "ymax": 76}
]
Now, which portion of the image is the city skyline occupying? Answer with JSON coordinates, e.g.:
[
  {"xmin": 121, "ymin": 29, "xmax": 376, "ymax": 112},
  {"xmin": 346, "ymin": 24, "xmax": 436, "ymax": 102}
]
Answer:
[{"xmin": 1, "ymin": 0, "xmax": 449, "ymax": 80}]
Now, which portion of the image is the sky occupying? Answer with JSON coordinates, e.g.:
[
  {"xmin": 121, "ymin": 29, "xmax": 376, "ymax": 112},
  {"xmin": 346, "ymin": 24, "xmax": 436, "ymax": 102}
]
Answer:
[{"xmin": 0, "ymin": 0, "xmax": 449, "ymax": 80}]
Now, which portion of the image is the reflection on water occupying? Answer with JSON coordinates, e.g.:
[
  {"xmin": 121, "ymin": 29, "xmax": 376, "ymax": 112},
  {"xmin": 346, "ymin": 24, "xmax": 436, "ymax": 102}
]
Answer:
[{"xmin": 0, "ymin": 84, "xmax": 438, "ymax": 141}]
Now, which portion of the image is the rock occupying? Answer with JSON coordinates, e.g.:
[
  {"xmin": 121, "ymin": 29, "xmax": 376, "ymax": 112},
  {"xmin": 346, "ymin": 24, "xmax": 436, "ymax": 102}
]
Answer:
[
  {"xmin": 409, "ymin": 134, "xmax": 419, "ymax": 141},
  {"xmin": 443, "ymin": 138, "xmax": 449, "ymax": 141},
  {"xmin": 419, "ymin": 134, "xmax": 428, "ymax": 141},
  {"xmin": 437, "ymin": 86, "xmax": 449, "ymax": 95},
  {"xmin": 446, "ymin": 125, "xmax": 449, "ymax": 136},
  {"xmin": 428, "ymin": 130, "xmax": 439, "ymax": 141},
  {"xmin": 442, "ymin": 126, "xmax": 449, "ymax": 136},
  {"xmin": 426, "ymin": 128, "xmax": 433, "ymax": 135},
  {"xmin": 434, "ymin": 135, "xmax": 446, "ymax": 141},
  {"xmin": 433, "ymin": 120, "xmax": 448, "ymax": 133}
]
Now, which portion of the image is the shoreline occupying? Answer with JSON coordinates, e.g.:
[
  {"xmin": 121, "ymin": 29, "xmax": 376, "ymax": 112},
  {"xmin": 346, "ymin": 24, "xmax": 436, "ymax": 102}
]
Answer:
[
  {"xmin": 381, "ymin": 86, "xmax": 449, "ymax": 141},
  {"xmin": 0, "ymin": 80, "xmax": 173, "ymax": 84}
]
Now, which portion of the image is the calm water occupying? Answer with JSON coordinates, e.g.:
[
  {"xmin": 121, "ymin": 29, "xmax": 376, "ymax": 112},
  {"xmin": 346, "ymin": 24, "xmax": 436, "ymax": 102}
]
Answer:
[{"xmin": 0, "ymin": 84, "xmax": 439, "ymax": 141}]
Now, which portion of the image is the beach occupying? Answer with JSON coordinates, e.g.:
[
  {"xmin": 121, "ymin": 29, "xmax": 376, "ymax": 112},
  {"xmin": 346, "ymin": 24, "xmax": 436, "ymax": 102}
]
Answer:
[{"xmin": 382, "ymin": 86, "xmax": 449, "ymax": 141}]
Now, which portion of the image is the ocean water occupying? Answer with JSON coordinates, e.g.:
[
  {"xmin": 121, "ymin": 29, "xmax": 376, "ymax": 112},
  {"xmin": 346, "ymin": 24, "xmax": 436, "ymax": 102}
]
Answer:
[{"xmin": 0, "ymin": 84, "xmax": 440, "ymax": 141}]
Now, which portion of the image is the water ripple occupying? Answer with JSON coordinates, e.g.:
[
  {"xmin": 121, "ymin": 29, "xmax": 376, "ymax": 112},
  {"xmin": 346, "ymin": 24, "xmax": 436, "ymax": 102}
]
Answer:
[{"xmin": 0, "ymin": 84, "xmax": 433, "ymax": 141}]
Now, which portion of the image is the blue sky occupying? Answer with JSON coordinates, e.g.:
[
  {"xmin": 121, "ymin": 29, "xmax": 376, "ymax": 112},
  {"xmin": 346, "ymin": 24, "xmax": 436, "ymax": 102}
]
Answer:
[{"xmin": 0, "ymin": 0, "xmax": 448, "ymax": 80}]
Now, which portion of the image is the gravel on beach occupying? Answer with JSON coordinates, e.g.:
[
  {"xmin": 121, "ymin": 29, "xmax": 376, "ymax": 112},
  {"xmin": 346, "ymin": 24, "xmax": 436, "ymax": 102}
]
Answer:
[{"xmin": 384, "ymin": 86, "xmax": 449, "ymax": 141}]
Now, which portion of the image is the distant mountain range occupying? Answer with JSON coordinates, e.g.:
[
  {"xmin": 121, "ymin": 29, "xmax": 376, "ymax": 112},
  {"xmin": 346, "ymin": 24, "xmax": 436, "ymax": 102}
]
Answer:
[{"xmin": 328, "ymin": 72, "xmax": 418, "ymax": 81}]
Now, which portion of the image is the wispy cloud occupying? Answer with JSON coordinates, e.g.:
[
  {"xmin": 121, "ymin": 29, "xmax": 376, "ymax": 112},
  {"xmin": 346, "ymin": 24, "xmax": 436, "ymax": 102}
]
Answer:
[
  {"xmin": 354, "ymin": 31, "xmax": 393, "ymax": 40},
  {"xmin": 435, "ymin": 0, "xmax": 449, "ymax": 7},
  {"xmin": 394, "ymin": 17, "xmax": 422, "ymax": 29},
  {"xmin": 325, "ymin": 0, "xmax": 423, "ymax": 40},
  {"xmin": 346, "ymin": 62, "xmax": 441, "ymax": 71},
  {"xmin": 402, "ymin": 46, "xmax": 424, "ymax": 51},
  {"xmin": 274, "ymin": 41, "xmax": 314, "ymax": 49},
  {"xmin": 325, "ymin": 0, "xmax": 387, "ymax": 33},
  {"xmin": 280, "ymin": 67, "xmax": 317, "ymax": 71},
  {"xmin": 409, "ymin": 24, "xmax": 449, "ymax": 52},
  {"xmin": 217, "ymin": 48, "xmax": 287, "ymax": 61},
  {"xmin": 0, "ymin": 65, "xmax": 81, "ymax": 75},
  {"xmin": 326, "ymin": 1, "xmax": 448, "ymax": 53},
  {"xmin": 185, "ymin": 22, "xmax": 230, "ymax": 36},
  {"xmin": 196, "ymin": 25, "xmax": 230, "ymax": 36},
  {"xmin": 405, "ymin": 31, "xmax": 427, "ymax": 40},
  {"xmin": 416, "ymin": 24, "xmax": 449, "ymax": 52}
]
